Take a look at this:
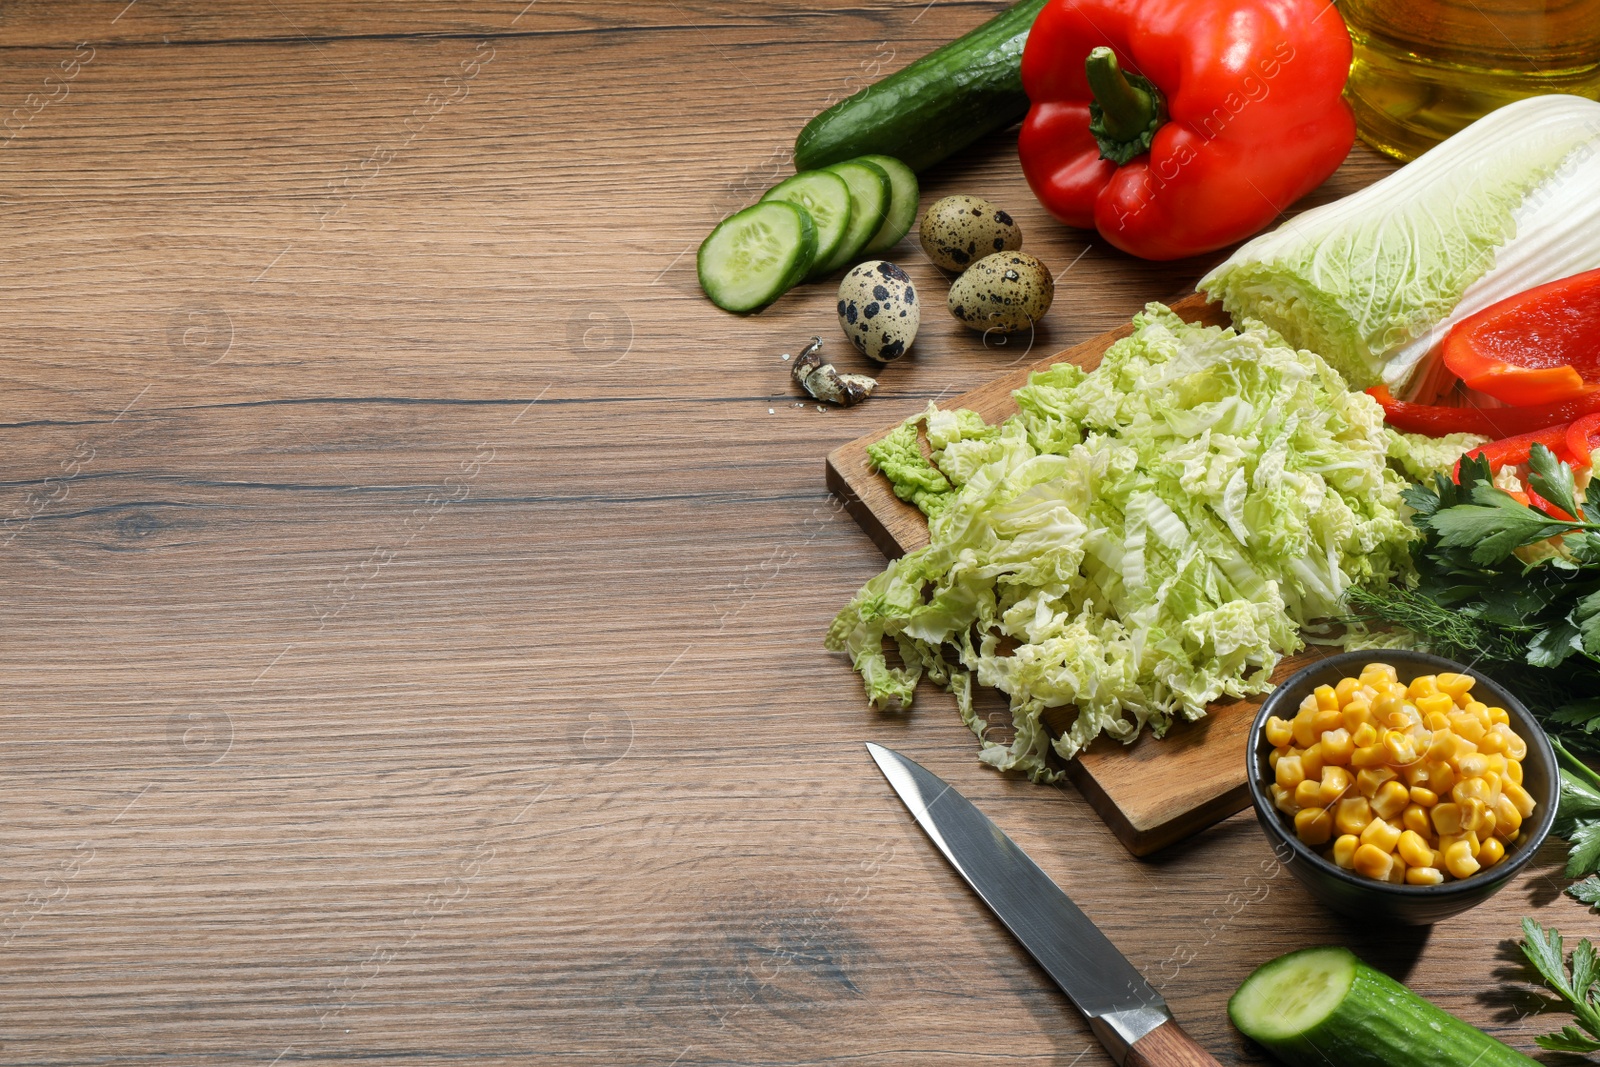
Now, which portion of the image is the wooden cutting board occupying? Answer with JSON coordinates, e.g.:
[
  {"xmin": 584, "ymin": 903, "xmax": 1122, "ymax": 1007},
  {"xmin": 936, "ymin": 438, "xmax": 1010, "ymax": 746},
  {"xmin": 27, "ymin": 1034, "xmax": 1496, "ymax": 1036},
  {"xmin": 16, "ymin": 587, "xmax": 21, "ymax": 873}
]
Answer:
[{"xmin": 826, "ymin": 292, "xmax": 1332, "ymax": 856}]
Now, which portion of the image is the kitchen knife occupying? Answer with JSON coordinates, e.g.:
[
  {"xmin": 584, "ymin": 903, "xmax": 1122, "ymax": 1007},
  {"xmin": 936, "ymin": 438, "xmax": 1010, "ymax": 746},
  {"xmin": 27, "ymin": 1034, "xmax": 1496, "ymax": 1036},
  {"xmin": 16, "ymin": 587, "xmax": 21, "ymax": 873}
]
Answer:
[{"xmin": 867, "ymin": 743, "xmax": 1222, "ymax": 1067}]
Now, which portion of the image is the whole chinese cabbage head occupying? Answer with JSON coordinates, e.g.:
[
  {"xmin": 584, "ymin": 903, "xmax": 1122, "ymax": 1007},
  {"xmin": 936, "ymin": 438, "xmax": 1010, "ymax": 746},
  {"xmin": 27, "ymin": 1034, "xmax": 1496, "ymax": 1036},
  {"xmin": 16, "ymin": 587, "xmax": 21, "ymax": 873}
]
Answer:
[{"xmin": 1200, "ymin": 94, "xmax": 1600, "ymax": 392}]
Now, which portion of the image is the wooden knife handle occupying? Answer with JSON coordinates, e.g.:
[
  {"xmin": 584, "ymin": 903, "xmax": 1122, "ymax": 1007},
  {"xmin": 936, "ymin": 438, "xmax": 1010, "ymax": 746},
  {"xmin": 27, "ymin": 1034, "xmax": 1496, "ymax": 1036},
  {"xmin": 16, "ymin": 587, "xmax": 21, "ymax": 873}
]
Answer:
[{"xmin": 1123, "ymin": 1019, "xmax": 1223, "ymax": 1067}]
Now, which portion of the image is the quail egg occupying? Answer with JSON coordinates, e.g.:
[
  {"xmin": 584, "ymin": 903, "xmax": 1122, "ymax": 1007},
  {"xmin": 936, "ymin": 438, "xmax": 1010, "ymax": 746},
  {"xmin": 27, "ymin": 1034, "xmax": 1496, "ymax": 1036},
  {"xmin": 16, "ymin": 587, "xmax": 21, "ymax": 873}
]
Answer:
[
  {"xmin": 947, "ymin": 251, "xmax": 1054, "ymax": 333},
  {"xmin": 919, "ymin": 195, "xmax": 1022, "ymax": 272},
  {"xmin": 837, "ymin": 260, "xmax": 919, "ymax": 362}
]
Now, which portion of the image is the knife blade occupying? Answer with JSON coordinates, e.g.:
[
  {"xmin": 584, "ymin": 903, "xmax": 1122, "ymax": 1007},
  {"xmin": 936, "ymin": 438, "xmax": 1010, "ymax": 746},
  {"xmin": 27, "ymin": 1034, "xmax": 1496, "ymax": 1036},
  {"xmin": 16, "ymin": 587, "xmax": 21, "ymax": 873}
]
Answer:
[{"xmin": 867, "ymin": 743, "xmax": 1221, "ymax": 1067}]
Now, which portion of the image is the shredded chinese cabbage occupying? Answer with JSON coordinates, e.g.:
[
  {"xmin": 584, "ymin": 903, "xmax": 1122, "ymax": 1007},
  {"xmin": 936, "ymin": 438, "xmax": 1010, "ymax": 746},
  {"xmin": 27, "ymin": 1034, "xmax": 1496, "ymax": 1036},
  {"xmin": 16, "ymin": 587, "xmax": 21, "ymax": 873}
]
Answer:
[{"xmin": 827, "ymin": 305, "xmax": 1418, "ymax": 780}]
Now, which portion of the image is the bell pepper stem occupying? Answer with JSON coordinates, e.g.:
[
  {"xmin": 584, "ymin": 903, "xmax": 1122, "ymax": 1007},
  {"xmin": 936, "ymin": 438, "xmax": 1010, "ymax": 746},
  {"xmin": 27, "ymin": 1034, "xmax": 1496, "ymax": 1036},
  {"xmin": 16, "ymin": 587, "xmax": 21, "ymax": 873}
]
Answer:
[
  {"xmin": 1086, "ymin": 48, "xmax": 1154, "ymax": 139},
  {"xmin": 1084, "ymin": 47, "xmax": 1167, "ymax": 165}
]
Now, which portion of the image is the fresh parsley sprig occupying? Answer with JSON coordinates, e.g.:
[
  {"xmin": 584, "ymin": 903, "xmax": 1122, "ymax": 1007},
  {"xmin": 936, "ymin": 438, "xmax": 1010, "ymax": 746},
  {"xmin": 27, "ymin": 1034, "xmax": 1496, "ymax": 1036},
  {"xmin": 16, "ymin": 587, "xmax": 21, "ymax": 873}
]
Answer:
[
  {"xmin": 1530, "ymin": 444, "xmax": 1597, "ymax": 526},
  {"xmin": 1555, "ymin": 738, "xmax": 1600, "ymax": 881},
  {"xmin": 1520, "ymin": 918, "xmax": 1600, "ymax": 1053},
  {"xmin": 1410, "ymin": 448, "xmax": 1600, "ymax": 567},
  {"xmin": 1352, "ymin": 447, "xmax": 1600, "ymax": 744},
  {"xmin": 1568, "ymin": 878, "xmax": 1600, "ymax": 908}
]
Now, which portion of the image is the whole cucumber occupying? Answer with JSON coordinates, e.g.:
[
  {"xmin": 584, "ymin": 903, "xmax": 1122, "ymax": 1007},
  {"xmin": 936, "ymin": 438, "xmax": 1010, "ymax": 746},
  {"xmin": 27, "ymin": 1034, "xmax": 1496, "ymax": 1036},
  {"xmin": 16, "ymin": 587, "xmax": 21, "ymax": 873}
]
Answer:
[
  {"xmin": 793, "ymin": 0, "xmax": 1048, "ymax": 174},
  {"xmin": 1230, "ymin": 947, "xmax": 1538, "ymax": 1067}
]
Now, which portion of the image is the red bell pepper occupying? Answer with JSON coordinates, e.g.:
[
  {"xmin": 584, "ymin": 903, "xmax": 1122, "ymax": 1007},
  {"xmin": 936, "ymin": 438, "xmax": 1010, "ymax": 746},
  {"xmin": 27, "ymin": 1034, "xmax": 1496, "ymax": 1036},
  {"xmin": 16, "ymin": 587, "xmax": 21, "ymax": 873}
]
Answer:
[
  {"xmin": 1017, "ymin": 0, "xmax": 1355, "ymax": 261},
  {"xmin": 1367, "ymin": 384, "xmax": 1600, "ymax": 439},
  {"xmin": 1457, "ymin": 424, "xmax": 1575, "ymax": 476},
  {"xmin": 1455, "ymin": 424, "xmax": 1579, "ymax": 519},
  {"xmin": 1441, "ymin": 268, "xmax": 1600, "ymax": 407},
  {"xmin": 1570, "ymin": 413, "xmax": 1600, "ymax": 468}
]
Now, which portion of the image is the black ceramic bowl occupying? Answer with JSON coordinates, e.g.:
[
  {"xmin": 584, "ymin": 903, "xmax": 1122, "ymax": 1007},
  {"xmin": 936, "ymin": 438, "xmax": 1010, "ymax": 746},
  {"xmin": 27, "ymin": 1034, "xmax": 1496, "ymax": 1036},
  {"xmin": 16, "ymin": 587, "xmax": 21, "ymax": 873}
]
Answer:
[{"xmin": 1247, "ymin": 649, "xmax": 1557, "ymax": 925}]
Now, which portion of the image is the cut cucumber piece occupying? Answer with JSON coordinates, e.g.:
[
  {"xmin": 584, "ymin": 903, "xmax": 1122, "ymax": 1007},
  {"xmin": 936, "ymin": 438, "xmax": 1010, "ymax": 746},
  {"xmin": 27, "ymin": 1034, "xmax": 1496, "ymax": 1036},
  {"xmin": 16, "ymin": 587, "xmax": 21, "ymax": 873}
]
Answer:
[
  {"xmin": 1230, "ymin": 947, "xmax": 1355, "ymax": 1047},
  {"xmin": 761, "ymin": 170, "xmax": 852, "ymax": 281},
  {"xmin": 1230, "ymin": 947, "xmax": 1538, "ymax": 1067},
  {"xmin": 858, "ymin": 154, "xmax": 919, "ymax": 255},
  {"xmin": 697, "ymin": 201, "xmax": 817, "ymax": 313},
  {"xmin": 819, "ymin": 159, "xmax": 892, "ymax": 273}
]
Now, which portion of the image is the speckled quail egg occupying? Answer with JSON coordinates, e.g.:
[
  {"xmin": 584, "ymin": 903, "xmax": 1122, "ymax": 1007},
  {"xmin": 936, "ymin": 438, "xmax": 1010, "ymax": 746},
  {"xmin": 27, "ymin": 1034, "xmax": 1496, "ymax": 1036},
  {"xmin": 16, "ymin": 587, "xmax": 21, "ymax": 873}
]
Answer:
[
  {"xmin": 836, "ymin": 260, "xmax": 919, "ymax": 363},
  {"xmin": 919, "ymin": 195, "xmax": 1023, "ymax": 272},
  {"xmin": 947, "ymin": 251, "xmax": 1054, "ymax": 333}
]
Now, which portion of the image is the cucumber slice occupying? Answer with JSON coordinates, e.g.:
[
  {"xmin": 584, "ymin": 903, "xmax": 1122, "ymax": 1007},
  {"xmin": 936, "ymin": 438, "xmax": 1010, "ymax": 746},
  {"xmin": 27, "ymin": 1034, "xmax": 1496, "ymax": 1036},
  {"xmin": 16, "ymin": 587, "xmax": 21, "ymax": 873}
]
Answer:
[
  {"xmin": 1230, "ymin": 947, "xmax": 1539, "ymax": 1067},
  {"xmin": 1229, "ymin": 947, "xmax": 1355, "ymax": 1046},
  {"xmin": 697, "ymin": 201, "xmax": 817, "ymax": 313},
  {"xmin": 819, "ymin": 159, "xmax": 892, "ymax": 273},
  {"xmin": 857, "ymin": 154, "xmax": 919, "ymax": 254},
  {"xmin": 761, "ymin": 170, "xmax": 852, "ymax": 281}
]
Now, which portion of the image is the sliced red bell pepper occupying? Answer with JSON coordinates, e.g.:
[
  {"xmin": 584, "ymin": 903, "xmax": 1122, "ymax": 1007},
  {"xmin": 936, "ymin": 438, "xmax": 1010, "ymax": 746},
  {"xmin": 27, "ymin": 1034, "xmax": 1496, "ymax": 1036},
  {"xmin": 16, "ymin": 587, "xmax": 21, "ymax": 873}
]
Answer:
[
  {"xmin": 1457, "ymin": 424, "xmax": 1575, "ymax": 476},
  {"xmin": 1367, "ymin": 385, "xmax": 1600, "ymax": 439},
  {"xmin": 1017, "ymin": 0, "xmax": 1355, "ymax": 260},
  {"xmin": 1569, "ymin": 413, "xmax": 1600, "ymax": 468},
  {"xmin": 1455, "ymin": 423, "xmax": 1579, "ymax": 519},
  {"xmin": 1441, "ymin": 267, "xmax": 1600, "ymax": 407}
]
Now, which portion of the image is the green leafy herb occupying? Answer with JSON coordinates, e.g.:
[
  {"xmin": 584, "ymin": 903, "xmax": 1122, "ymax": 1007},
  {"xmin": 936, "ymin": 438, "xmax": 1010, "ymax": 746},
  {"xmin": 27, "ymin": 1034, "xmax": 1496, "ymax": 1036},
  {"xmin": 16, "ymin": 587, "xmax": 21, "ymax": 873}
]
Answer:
[
  {"xmin": 1530, "ymin": 443, "xmax": 1584, "ymax": 521},
  {"xmin": 1349, "ymin": 451, "xmax": 1600, "ymax": 747},
  {"xmin": 1344, "ymin": 585, "xmax": 1522, "ymax": 664},
  {"xmin": 1419, "ymin": 447, "xmax": 1600, "ymax": 565},
  {"xmin": 1550, "ymin": 738, "xmax": 1600, "ymax": 881},
  {"xmin": 1569, "ymin": 825, "xmax": 1600, "ymax": 881},
  {"xmin": 1567, "ymin": 877, "xmax": 1600, "ymax": 908},
  {"xmin": 1530, "ymin": 618, "xmax": 1585, "ymax": 670},
  {"xmin": 1428, "ymin": 493, "xmax": 1569, "ymax": 565},
  {"xmin": 1555, "ymin": 738, "xmax": 1600, "ymax": 806},
  {"xmin": 1520, "ymin": 918, "xmax": 1600, "ymax": 1053},
  {"xmin": 1555, "ymin": 701, "xmax": 1600, "ymax": 736},
  {"xmin": 1572, "ymin": 532, "xmax": 1600, "ymax": 565},
  {"xmin": 1581, "ymin": 590, "xmax": 1600, "ymax": 658}
]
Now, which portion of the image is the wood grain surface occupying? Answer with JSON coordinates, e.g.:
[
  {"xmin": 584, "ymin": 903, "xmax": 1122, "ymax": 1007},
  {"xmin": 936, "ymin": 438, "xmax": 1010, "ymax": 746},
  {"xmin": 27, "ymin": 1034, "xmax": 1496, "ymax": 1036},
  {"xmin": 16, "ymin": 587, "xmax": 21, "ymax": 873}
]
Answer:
[
  {"xmin": 0, "ymin": 3, "xmax": 1590, "ymax": 1066},
  {"xmin": 825, "ymin": 295, "xmax": 1330, "ymax": 856}
]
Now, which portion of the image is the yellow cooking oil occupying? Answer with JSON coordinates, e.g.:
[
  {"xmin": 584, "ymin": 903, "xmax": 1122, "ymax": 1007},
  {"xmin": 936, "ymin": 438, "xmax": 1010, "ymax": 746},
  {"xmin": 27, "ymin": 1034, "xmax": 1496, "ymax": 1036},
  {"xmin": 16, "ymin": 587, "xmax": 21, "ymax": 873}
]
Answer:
[{"xmin": 1339, "ymin": 0, "xmax": 1600, "ymax": 160}]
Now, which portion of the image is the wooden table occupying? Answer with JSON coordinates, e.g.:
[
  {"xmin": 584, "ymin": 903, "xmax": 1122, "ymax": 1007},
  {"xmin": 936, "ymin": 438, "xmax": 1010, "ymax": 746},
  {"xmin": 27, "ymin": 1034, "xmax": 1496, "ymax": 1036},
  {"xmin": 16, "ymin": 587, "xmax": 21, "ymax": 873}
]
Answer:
[{"xmin": 0, "ymin": 4, "xmax": 1585, "ymax": 1064}]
